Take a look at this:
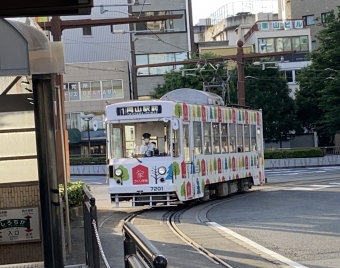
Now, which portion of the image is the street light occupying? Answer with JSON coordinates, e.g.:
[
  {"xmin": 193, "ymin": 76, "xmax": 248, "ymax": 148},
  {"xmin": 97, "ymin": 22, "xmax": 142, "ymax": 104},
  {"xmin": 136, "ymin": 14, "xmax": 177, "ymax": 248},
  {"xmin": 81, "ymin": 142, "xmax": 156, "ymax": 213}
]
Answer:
[{"xmin": 81, "ymin": 114, "xmax": 94, "ymax": 155}]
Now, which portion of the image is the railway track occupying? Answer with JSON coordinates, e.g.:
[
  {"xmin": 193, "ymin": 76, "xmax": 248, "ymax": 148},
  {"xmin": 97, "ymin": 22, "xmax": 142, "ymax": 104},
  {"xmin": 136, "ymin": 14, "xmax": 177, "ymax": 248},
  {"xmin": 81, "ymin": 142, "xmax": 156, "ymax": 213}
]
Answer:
[{"xmin": 124, "ymin": 192, "xmax": 257, "ymax": 268}]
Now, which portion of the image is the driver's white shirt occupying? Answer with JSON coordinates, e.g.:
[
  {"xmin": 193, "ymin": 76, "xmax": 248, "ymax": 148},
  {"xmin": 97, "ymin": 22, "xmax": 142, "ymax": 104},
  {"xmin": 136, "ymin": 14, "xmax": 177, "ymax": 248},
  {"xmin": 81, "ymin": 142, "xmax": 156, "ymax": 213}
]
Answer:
[{"xmin": 140, "ymin": 142, "xmax": 155, "ymax": 156}]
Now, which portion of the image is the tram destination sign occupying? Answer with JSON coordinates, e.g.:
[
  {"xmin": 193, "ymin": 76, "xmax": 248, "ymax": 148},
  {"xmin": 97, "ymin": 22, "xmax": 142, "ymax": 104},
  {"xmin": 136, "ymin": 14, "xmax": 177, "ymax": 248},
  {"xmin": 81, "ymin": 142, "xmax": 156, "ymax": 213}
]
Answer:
[
  {"xmin": 117, "ymin": 105, "xmax": 162, "ymax": 116},
  {"xmin": 0, "ymin": 207, "xmax": 41, "ymax": 245}
]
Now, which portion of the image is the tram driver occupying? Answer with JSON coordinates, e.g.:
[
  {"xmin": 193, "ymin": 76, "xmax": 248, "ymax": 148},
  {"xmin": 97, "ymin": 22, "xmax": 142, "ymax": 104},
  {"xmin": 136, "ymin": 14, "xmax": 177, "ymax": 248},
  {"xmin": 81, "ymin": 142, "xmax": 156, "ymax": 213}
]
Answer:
[{"xmin": 140, "ymin": 133, "xmax": 155, "ymax": 157}]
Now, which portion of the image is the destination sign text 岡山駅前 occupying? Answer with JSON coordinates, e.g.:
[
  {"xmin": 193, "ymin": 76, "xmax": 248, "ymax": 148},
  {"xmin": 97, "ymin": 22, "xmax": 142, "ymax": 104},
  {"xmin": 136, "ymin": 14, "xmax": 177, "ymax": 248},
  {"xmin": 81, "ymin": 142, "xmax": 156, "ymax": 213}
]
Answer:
[{"xmin": 117, "ymin": 105, "xmax": 162, "ymax": 116}]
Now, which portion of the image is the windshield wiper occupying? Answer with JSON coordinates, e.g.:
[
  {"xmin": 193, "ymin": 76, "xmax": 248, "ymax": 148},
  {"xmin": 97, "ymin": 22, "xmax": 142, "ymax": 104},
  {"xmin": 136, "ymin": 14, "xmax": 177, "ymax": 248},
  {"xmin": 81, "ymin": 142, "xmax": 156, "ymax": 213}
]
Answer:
[{"xmin": 133, "ymin": 154, "xmax": 142, "ymax": 163}]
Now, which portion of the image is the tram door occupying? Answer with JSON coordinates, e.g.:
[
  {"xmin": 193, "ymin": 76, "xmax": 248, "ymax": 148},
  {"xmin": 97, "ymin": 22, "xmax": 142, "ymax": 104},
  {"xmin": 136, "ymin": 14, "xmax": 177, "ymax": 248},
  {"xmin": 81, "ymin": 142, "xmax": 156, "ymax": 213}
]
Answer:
[{"xmin": 183, "ymin": 123, "xmax": 195, "ymax": 199}]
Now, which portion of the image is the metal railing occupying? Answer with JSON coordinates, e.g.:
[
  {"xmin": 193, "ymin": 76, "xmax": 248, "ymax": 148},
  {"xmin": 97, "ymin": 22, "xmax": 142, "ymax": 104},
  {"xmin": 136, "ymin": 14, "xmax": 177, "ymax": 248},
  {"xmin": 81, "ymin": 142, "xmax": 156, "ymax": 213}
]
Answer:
[
  {"xmin": 123, "ymin": 222, "xmax": 168, "ymax": 268},
  {"xmin": 83, "ymin": 185, "xmax": 100, "ymax": 268}
]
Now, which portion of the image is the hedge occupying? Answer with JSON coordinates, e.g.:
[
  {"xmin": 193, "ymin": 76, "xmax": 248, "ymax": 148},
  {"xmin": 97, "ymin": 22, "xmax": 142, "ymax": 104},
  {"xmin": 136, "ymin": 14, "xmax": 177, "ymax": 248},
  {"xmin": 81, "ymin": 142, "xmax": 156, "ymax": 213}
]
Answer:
[
  {"xmin": 70, "ymin": 156, "xmax": 106, "ymax": 165},
  {"xmin": 59, "ymin": 181, "xmax": 90, "ymax": 208},
  {"xmin": 264, "ymin": 148, "xmax": 324, "ymax": 159}
]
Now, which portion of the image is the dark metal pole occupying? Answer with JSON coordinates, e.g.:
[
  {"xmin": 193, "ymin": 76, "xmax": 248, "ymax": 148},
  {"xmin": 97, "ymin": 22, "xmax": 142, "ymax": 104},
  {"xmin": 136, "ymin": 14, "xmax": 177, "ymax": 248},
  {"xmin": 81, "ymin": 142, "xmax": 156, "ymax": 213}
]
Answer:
[
  {"xmin": 32, "ymin": 74, "xmax": 64, "ymax": 268},
  {"xmin": 128, "ymin": 0, "xmax": 138, "ymax": 100},
  {"xmin": 87, "ymin": 120, "xmax": 91, "ymax": 155},
  {"xmin": 124, "ymin": 234, "xmax": 137, "ymax": 268},
  {"xmin": 236, "ymin": 39, "xmax": 245, "ymax": 106}
]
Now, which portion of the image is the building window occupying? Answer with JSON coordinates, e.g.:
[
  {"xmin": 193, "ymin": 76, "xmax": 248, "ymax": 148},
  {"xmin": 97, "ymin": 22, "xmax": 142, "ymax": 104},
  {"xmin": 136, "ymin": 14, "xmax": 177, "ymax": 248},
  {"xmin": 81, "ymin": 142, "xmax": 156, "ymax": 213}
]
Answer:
[
  {"xmin": 292, "ymin": 36, "xmax": 309, "ymax": 51},
  {"xmin": 281, "ymin": 70, "xmax": 293, "ymax": 83},
  {"xmin": 302, "ymin": 15, "xmax": 315, "ymax": 26},
  {"xmin": 312, "ymin": 40, "xmax": 317, "ymax": 50},
  {"xmin": 136, "ymin": 52, "xmax": 188, "ymax": 76},
  {"xmin": 275, "ymin": 37, "xmax": 292, "ymax": 52},
  {"xmin": 64, "ymin": 80, "xmax": 124, "ymax": 101},
  {"xmin": 133, "ymin": 10, "xmax": 186, "ymax": 33},
  {"xmin": 259, "ymin": 36, "xmax": 309, "ymax": 53},
  {"xmin": 82, "ymin": 26, "xmax": 92, "ymax": 36},
  {"xmin": 321, "ymin": 12, "xmax": 331, "ymax": 23}
]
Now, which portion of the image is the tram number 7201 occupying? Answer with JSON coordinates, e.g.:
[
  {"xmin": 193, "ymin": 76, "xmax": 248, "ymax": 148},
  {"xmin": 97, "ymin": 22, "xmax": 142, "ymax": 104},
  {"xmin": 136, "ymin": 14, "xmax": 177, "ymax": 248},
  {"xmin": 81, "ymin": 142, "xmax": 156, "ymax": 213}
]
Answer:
[{"xmin": 150, "ymin": 187, "xmax": 164, "ymax": 191}]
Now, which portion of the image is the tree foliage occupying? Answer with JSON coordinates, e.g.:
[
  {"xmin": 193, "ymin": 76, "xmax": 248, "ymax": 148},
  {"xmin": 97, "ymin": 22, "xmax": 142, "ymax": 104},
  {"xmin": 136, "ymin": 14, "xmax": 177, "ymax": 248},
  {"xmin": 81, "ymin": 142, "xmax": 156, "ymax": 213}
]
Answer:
[
  {"xmin": 229, "ymin": 63, "xmax": 299, "ymax": 142},
  {"xmin": 151, "ymin": 54, "xmax": 298, "ymax": 142},
  {"xmin": 296, "ymin": 8, "xmax": 340, "ymax": 143},
  {"xmin": 150, "ymin": 53, "xmax": 225, "ymax": 98}
]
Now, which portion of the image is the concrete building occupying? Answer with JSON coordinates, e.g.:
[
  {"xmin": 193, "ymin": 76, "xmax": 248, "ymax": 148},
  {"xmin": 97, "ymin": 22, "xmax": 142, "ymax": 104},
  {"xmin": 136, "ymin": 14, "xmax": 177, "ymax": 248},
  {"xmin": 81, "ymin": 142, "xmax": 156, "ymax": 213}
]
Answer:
[
  {"xmin": 36, "ymin": 0, "xmax": 133, "ymax": 156},
  {"xmin": 64, "ymin": 60, "xmax": 131, "ymax": 155},
  {"xmin": 132, "ymin": 0, "xmax": 194, "ymax": 98},
  {"xmin": 243, "ymin": 14, "xmax": 312, "ymax": 97},
  {"xmin": 278, "ymin": 0, "xmax": 339, "ymax": 48},
  {"xmin": 208, "ymin": 0, "xmax": 278, "ymax": 26},
  {"xmin": 201, "ymin": 11, "xmax": 312, "ymax": 98},
  {"xmin": 193, "ymin": 18, "xmax": 211, "ymax": 42}
]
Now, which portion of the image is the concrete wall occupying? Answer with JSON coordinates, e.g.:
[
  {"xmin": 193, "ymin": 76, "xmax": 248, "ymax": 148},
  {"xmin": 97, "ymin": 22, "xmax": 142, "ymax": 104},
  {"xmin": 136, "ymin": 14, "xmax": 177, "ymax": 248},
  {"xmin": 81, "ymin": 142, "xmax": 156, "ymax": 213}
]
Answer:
[
  {"xmin": 0, "ymin": 182, "xmax": 42, "ymax": 265},
  {"xmin": 265, "ymin": 155, "xmax": 340, "ymax": 169}
]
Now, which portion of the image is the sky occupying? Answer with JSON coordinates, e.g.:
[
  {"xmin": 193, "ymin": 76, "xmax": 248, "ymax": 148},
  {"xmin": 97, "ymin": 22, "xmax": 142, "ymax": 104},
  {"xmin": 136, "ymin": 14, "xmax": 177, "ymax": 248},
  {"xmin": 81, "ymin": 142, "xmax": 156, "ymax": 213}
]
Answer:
[{"xmin": 191, "ymin": 0, "xmax": 224, "ymax": 24}]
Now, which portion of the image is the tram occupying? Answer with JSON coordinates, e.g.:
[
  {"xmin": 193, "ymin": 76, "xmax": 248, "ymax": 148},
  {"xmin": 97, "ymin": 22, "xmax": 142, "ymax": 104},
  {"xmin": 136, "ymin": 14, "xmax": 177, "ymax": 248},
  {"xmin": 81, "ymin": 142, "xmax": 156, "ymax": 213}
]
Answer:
[{"xmin": 106, "ymin": 88, "xmax": 265, "ymax": 207}]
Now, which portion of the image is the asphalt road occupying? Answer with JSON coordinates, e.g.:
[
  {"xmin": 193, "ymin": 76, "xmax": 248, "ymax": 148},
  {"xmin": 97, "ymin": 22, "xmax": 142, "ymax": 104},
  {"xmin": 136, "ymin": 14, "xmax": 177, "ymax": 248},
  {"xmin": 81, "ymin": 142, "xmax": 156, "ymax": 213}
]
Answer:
[
  {"xmin": 207, "ymin": 175, "xmax": 340, "ymax": 268},
  {"xmin": 71, "ymin": 167, "xmax": 340, "ymax": 267}
]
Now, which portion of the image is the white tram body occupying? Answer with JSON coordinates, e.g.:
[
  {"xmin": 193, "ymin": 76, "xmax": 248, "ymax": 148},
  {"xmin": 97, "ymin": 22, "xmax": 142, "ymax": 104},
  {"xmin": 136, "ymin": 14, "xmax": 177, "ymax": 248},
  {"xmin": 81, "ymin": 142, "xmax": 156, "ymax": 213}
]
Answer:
[{"xmin": 106, "ymin": 88, "xmax": 265, "ymax": 207}]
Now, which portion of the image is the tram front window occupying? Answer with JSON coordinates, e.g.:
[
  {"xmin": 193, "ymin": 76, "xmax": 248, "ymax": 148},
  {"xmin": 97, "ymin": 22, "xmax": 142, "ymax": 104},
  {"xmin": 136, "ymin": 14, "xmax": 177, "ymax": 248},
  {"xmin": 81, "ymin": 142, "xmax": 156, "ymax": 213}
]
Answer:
[{"xmin": 109, "ymin": 121, "xmax": 172, "ymax": 158}]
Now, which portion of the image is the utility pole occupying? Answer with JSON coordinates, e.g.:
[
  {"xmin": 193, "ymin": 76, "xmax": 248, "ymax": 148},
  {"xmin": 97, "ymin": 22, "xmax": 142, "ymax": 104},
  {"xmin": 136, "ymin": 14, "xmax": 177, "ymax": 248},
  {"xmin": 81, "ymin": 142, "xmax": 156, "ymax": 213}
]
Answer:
[{"xmin": 38, "ymin": 13, "xmax": 183, "ymax": 184}]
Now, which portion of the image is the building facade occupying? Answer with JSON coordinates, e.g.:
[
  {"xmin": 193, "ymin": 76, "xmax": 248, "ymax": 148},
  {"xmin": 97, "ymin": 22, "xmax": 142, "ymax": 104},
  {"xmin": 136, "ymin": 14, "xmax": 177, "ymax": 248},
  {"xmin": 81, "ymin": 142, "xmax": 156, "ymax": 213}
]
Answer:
[
  {"xmin": 64, "ymin": 60, "xmax": 131, "ymax": 155},
  {"xmin": 201, "ymin": 11, "xmax": 312, "ymax": 97},
  {"xmin": 278, "ymin": 0, "xmax": 339, "ymax": 48},
  {"xmin": 132, "ymin": 0, "xmax": 194, "ymax": 98}
]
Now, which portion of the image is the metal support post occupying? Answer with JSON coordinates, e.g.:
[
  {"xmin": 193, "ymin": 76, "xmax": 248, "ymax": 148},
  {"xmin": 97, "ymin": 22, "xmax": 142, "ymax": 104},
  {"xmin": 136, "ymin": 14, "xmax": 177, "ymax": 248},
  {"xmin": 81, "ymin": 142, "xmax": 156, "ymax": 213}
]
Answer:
[
  {"xmin": 32, "ymin": 74, "xmax": 64, "ymax": 268},
  {"xmin": 87, "ymin": 120, "xmax": 91, "ymax": 155},
  {"xmin": 236, "ymin": 40, "xmax": 245, "ymax": 106},
  {"xmin": 124, "ymin": 235, "xmax": 137, "ymax": 268}
]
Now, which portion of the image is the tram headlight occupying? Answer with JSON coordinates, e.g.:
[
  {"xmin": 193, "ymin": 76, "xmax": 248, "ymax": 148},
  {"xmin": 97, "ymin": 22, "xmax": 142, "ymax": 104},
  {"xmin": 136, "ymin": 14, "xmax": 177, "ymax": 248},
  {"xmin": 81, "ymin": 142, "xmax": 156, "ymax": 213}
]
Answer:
[
  {"xmin": 114, "ymin": 168, "xmax": 123, "ymax": 177},
  {"xmin": 158, "ymin": 166, "xmax": 166, "ymax": 175}
]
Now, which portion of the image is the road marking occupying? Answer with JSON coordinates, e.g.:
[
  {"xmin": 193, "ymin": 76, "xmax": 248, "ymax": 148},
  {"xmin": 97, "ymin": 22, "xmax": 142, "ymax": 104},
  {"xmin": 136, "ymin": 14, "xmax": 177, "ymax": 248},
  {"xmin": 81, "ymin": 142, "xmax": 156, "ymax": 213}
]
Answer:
[
  {"xmin": 206, "ymin": 222, "xmax": 308, "ymax": 268},
  {"xmin": 284, "ymin": 183, "xmax": 340, "ymax": 191}
]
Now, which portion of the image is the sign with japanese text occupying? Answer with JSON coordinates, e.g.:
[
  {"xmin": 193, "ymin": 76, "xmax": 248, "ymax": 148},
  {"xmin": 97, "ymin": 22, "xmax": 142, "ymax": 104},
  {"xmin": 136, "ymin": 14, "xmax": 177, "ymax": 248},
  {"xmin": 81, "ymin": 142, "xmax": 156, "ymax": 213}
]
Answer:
[
  {"xmin": 0, "ymin": 207, "xmax": 41, "ymax": 244},
  {"xmin": 117, "ymin": 105, "xmax": 162, "ymax": 116},
  {"xmin": 132, "ymin": 165, "xmax": 149, "ymax": 185}
]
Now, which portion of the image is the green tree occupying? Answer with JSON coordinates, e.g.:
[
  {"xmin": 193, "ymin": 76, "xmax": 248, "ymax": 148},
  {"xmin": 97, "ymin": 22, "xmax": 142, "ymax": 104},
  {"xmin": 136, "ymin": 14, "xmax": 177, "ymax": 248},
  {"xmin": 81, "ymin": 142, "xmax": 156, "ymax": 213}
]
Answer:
[
  {"xmin": 201, "ymin": 179, "xmax": 205, "ymax": 193},
  {"xmin": 174, "ymin": 103, "xmax": 182, "ymax": 117},
  {"xmin": 114, "ymin": 165, "xmax": 130, "ymax": 185},
  {"xmin": 180, "ymin": 182, "xmax": 186, "ymax": 197},
  {"xmin": 150, "ymin": 53, "xmax": 225, "ymax": 99},
  {"xmin": 296, "ymin": 9, "xmax": 340, "ymax": 144},
  {"xmin": 172, "ymin": 162, "xmax": 180, "ymax": 180},
  {"xmin": 229, "ymin": 63, "xmax": 299, "ymax": 144}
]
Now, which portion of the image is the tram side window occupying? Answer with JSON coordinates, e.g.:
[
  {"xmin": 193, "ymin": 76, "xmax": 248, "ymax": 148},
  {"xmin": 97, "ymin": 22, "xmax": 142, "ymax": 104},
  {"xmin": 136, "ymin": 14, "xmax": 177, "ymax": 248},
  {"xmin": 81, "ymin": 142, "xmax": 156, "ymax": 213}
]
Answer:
[
  {"xmin": 221, "ymin": 124, "xmax": 228, "ymax": 153},
  {"xmin": 172, "ymin": 127, "xmax": 180, "ymax": 157},
  {"xmin": 212, "ymin": 123, "xmax": 221, "ymax": 154},
  {"xmin": 193, "ymin": 121, "xmax": 202, "ymax": 154},
  {"xmin": 203, "ymin": 122, "xmax": 212, "ymax": 154},
  {"xmin": 244, "ymin": 125, "xmax": 250, "ymax": 152},
  {"xmin": 237, "ymin": 124, "xmax": 244, "ymax": 152},
  {"xmin": 251, "ymin": 125, "xmax": 257, "ymax": 151},
  {"xmin": 183, "ymin": 124, "xmax": 190, "ymax": 162},
  {"xmin": 229, "ymin": 124, "xmax": 236, "ymax": 153},
  {"xmin": 110, "ymin": 125, "xmax": 123, "ymax": 158}
]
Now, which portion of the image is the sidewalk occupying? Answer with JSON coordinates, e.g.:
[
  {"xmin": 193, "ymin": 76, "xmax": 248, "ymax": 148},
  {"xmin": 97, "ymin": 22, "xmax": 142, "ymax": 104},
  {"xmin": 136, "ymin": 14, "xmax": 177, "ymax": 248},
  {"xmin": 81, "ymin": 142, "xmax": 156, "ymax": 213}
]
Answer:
[{"xmin": 66, "ymin": 189, "xmax": 140, "ymax": 268}]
